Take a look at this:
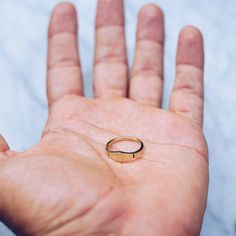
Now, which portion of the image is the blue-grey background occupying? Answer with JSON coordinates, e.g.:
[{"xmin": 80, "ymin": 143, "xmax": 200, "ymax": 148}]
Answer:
[{"xmin": 0, "ymin": 0, "xmax": 235, "ymax": 235}]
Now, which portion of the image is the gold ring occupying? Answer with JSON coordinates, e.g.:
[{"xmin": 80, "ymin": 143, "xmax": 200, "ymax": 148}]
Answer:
[{"xmin": 106, "ymin": 136, "xmax": 144, "ymax": 163}]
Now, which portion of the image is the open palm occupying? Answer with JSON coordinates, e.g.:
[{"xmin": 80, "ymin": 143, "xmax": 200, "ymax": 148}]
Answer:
[{"xmin": 0, "ymin": 1, "xmax": 208, "ymax": 236}]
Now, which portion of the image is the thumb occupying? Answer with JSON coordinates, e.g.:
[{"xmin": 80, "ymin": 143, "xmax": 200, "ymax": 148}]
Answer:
[{"xmin": 0, "ymin": 134, "xmax": 9, "ymax": 152}]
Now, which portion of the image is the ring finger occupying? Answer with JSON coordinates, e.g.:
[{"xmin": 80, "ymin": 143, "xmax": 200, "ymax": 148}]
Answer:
[{"xmin": 129, "ymin": 4, "xmax": 164, "ymax": 107}]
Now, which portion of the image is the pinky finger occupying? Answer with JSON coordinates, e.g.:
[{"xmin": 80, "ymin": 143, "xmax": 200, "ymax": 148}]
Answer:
[{"xmin": 169, "ymin": 26, "xmax": 204, "ymax": 128}]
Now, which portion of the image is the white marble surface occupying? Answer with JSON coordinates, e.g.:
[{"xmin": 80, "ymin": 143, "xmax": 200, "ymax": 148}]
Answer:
[{"xmin": 0, "ymin": 0, "xmax": 236, "ymax": 235}]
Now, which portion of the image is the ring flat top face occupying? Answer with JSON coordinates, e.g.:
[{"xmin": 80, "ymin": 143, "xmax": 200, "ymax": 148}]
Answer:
[{"xmin": 106, "ymin": 136, "xmax": 144, "ymax": 163}]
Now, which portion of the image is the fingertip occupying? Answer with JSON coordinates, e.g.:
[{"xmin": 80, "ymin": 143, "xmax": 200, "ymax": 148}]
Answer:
[
  {"xmin": 96, "ymin": 0, "xmax": 124, "ymax": 28},
  {"xmin": 49, "ymin": 2, "xmax": 77, "ymax": 37},
  {"xmin": 52, "ymin": 2, "xmax": 76, "ymax": 14},
  {"xmin": 137, "ymin": 4, "xmax": 164, "ymax": 43},
  {"xmin": 177, "ymin": 26, "xmax": 204, "ymax": 68},
  {"xmin": 179, "ymin": 26, "xmax": 203, "ymax": 45},
  {"xmin": 139, "ymin": 4, "xmax": 164, "ymax": 19}
]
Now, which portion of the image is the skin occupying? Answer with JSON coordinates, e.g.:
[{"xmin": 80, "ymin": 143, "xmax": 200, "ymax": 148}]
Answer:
[{"xmin": 0, "ymin": 1, "xmax": 208, "ymax": 236}]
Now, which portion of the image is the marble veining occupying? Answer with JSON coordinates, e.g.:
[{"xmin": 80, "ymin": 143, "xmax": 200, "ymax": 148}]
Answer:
[{"xmin": 0, "ymin": 0, "xmax": 236, "ymax": 235}]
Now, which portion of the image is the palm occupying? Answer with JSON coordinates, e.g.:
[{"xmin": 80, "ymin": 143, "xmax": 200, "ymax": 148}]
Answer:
[{"xmin": 0, "ymin": 2, "xmax": 208, "ymax": 236}]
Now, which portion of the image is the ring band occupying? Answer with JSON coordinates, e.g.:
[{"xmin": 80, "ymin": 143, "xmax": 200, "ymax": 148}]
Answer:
[{"xmin": 106, "ymin": 136, "xmax": 144, "ymax": 163}]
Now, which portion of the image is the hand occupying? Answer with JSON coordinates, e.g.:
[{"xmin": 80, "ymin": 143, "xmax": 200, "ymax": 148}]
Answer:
[{"xmin": 0, "ymin": 1, "xmax": 208, "ymax": 236}]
